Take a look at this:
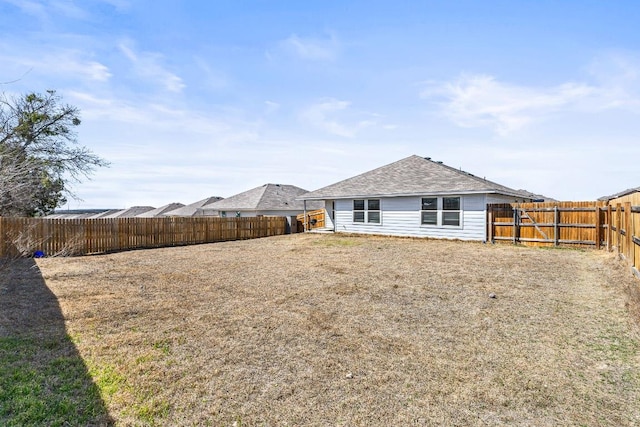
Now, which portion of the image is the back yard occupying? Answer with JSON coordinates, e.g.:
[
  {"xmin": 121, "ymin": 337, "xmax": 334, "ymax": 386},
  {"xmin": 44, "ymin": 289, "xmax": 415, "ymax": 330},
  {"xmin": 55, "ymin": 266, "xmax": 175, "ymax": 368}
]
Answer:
[{"xmin": 1, "ymin": 233, "xmax": 640, "ymax": 426}]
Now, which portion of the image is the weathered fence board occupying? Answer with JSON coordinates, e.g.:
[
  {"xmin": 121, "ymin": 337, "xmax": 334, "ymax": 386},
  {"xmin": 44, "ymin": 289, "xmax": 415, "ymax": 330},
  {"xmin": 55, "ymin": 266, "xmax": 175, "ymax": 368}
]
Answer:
[
  {"xmin": 0, "ymin": 216, "xmax": 287, "ymax": 257},
  {"xmin": 296, "ymin": 209, "xmax": 326, "ymax": 232},
  {"xmin": 488, "ymin": 201, "xmax": 606, "ymax": 247},
  {"xmin": 488, "ymin": 201, "xmax": 639, "ymax": 279}
]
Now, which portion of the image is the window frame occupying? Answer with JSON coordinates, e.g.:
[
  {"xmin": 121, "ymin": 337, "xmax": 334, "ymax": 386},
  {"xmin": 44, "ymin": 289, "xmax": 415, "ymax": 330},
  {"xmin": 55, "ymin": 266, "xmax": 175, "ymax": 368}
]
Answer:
[
  {"xmin": 352, "ymin": 198, "xmax": 382, "ymax": 225},
  {"xmin": 420, "ymin": 196, "xmax": 463, "ymax": 228}
]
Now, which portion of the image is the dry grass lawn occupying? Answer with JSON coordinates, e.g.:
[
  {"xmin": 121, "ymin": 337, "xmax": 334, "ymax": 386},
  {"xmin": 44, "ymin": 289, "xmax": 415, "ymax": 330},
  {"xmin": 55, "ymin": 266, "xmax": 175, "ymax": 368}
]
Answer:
[{"xmin": 4, "ymin": 233, "xmax": 640, "ymax": 425}]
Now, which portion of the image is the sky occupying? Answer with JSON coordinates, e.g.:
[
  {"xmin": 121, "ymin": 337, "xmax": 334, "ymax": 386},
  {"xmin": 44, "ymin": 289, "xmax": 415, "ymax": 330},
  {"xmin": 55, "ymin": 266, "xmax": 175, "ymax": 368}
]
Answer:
[{"xmin": 1, "ymin": 0, "xmax": 639, "ymax": 209}]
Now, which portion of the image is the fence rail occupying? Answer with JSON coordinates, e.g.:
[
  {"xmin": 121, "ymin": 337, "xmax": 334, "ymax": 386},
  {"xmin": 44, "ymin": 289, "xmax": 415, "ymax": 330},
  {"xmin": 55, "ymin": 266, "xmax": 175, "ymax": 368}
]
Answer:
[
  {"xmin": 296, "ymin": 209, "xmax": 326, "ymax": 232},
  {"xmin": 0, "ymin": 216, "xmax": 288, "ymax": 257},
  {"xmin": 488, "ymin": 201, "xmax": 639, "ymax": 278}
]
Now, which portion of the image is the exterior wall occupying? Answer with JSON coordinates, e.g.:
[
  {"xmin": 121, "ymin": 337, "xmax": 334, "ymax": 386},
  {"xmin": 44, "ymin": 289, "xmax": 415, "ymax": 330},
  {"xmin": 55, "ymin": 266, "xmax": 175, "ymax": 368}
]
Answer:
[
  {"xmin": 332, "ymin": 194, "xmax": 488, "ymax": 241},
  {"xmin": 323, "ymin": 201, "xmax": 335, "ymax": 230}
]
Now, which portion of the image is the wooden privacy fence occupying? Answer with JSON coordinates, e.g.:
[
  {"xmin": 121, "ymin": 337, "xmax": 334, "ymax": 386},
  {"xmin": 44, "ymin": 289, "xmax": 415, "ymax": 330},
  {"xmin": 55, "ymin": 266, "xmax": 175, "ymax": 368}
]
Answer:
[
  {"xmin": 0, "ymin": 216, "xmax": 287, "ymax": 257},
  {"xmin": 296, "ymin": 209, "xmax": 326, "ymax": 232},
  {"xmin": 488, "ymin": 201, "xmax": 640, "ymax": 278}
]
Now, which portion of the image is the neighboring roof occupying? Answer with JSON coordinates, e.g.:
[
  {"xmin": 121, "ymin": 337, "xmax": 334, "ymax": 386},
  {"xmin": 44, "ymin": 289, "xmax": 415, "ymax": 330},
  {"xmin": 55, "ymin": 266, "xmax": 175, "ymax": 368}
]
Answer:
[
  {"xmin": 46, "ymin": 209, "xmax": 114, "ymax": 219},
  {"xmin": 45, "ymin": 212, "xmax": 95, "ymax": 219},
  {"xmin": 164, "ymin": 196, "xmax": 224, "ymax": 217},
  {"xmin": 101, "ymin": 206, "xmax": 155, "ymax": 218},
  {"xmin": 598, "ymin": 186, "xmax": 640, "ymax": 201},
  {"xmin": 514, "ymin": 189, "xmax": 557, "ymax": 202},
  {"xmin": 202, "ymin": 184, "xmax": 323, "ymax": 211},
  {"xmin": 299, "ymin": 155, "xmax": 534, "ymax": 200},
  {"xmin": 88, "ymin": 209, "xmax": 122, "ymax": 218},
  {"xmin": 136, "ymin": 202, "xmax": 185, "ymax": 218}
]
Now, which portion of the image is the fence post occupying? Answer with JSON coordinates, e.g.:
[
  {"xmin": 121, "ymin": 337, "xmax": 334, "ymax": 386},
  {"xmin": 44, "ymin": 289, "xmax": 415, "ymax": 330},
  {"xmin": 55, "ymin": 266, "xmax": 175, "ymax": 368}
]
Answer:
[
  {"xmin": 607, "ymin": 204, "xmax": 612, "ymax": 251},
  {"xmin": 487, "ymin": 206, "xmax": 493, "ymax": 243},
  {"xmin": 616, "ymin": 203, "xmax": 622, "ymax": 253},
  {"xmin": 512, "ymin": 206, "xmax": 518, "ymax": 244},
  {"xmin": 554, "ymin": 206, "xmax": 559, "ymax": 247},
  {"xmin": 625, "ymin": 202, "xmax": 632, "ymax": 261},
  {"xmin": 595, "ymin": 207, "xmax": 601, "ymax": 250}
]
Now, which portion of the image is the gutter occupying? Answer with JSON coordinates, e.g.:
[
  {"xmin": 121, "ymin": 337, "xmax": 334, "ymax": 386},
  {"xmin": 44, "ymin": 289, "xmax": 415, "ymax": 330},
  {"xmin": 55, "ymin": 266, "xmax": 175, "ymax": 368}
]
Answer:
[{"xmin": 298, "ymin": 189, "xmax": 532, "ymax": 201}]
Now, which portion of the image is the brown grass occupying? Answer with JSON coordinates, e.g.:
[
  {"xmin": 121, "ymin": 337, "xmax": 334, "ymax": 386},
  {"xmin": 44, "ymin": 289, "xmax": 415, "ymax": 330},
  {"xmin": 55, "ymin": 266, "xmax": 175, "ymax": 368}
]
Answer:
[{"xmin": 13, "ymin": 234, "xmax": 640, "ymax": 425}]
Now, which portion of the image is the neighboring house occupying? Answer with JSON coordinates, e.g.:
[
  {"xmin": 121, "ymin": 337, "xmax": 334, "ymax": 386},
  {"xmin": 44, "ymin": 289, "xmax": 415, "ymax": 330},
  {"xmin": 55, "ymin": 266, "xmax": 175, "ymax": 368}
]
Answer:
[
  {"xmin": 136, "ymin": 202, "xmax": 185, "ymax": 218},
  {"xmin": 88, "ymin": 209, "xmax": 122, "ymax": 218},
  {"xmin": 200, "ymin": 183, "xmax": 323, "ymax": 224},
  {"xmin": 598, "ymin": 187, "xmax": 640, "ymax": 205},
  {"xmin": 163, "ymin": 196, "xmax": 224, "ymax": 217},
  {"xmin": 46, "ymin": 209, "xmax": 116, "ymax": 219},
  {"xmin": 298, "ymin": 155, "xmax": 535, "ymax": 241},
  {"xmin": 101, "ymin": 206, "xmax": 155, "ymax": 218}
]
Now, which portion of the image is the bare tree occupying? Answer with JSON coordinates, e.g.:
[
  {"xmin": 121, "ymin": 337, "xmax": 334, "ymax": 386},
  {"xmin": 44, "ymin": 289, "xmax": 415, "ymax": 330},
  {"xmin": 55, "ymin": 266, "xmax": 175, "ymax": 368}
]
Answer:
[{"xmin": 0, "ymin": 90, "xmax": 109, "ymax": 216}]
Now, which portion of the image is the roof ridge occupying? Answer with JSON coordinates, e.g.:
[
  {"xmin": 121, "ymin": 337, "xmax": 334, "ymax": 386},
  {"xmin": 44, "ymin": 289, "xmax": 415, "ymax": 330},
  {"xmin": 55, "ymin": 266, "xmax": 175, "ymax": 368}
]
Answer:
[{"xmin": 255, "ymin": 183, "xmax": 272, "ymax": 206}]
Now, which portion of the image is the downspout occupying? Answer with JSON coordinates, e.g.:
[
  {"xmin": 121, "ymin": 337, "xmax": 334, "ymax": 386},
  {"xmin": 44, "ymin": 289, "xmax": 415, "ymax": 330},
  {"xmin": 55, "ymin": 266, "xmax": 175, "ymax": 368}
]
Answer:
[
  {"xmin": 303, "ymin": 200, "xmax": 307, "ymax": 232},
  {"xmin": 332, "ymin": 200, "xmax": 336, "ymax": 232}
]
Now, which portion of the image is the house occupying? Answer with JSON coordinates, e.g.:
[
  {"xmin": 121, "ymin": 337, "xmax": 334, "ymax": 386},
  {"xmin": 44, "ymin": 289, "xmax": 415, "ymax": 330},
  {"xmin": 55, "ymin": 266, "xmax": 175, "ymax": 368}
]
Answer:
[
  {"xmin": 598, "ymin": 187, "xmax": 640, "ymax": 205},
  {"xmin": 298, "ymin": 155, "xmax": 535, "ymax": 241},
  {"xmin": 136, "ymin": 202, "xmax": 185, "ymax": 218},
  {"xmin": 163, "ymin": 196, "xmax": 224, "ymax": 217},
  {"xmin": 200, "ymin": 183, "xmax": 323, "ymax": 225},
  {"xmin": 100, "ymin": 206, "xmax": 156, "ymax": 218}
]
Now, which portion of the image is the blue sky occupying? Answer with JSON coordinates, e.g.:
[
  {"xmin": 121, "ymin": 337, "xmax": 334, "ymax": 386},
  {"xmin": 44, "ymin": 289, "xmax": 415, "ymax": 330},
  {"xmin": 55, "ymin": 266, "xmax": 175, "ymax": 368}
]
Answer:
[{"xmin": 1, "ymin": 0, "xmax": 639, "ymax": 208}]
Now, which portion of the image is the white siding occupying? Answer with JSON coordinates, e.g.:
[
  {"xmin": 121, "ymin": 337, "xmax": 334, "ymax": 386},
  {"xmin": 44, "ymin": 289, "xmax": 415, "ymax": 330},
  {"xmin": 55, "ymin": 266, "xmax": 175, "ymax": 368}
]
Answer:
[
  {"xmin": 333, "ymin": 195, "xmax": 488, "ymax": 241},
  {"xmin": 323, "ymin": 201, "xmax": 335, "ymax": 230}
]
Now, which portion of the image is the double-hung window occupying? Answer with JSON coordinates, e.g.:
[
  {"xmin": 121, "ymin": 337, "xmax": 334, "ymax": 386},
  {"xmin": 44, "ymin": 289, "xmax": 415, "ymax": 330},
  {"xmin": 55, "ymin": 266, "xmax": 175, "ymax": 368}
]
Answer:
[
  {"xmin": 420, "ymin": 197, "xmax": 438, "ymax": 225},
  {"xmin": 442, "ymin": 197, "xmax": 461, "ymax": 226},
  {"xmin": 420, "ymin": 196, "xmax": 461, "ymax": 227},
  {"xmin": 353, "ymin": 199, "xmax": 381, "ymax": 224}
]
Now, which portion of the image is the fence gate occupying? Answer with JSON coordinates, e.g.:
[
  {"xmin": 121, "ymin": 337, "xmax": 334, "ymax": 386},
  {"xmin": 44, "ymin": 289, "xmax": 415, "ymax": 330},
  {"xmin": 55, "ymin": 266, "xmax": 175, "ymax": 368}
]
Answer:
[{"xmin": 488, "ymin": 202, "xmax": 605, "ymax": 248}]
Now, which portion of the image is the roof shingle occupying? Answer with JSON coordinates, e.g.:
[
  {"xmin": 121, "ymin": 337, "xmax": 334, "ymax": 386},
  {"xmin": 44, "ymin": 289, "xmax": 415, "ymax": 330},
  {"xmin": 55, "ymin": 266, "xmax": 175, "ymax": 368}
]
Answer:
[
  {"xmin": 299, "ymin": 155, "xmax": 532, "ymax": 200},
  {"xmin": 203, "ymin": 184, "xmax": 322, "ymax": 211}
]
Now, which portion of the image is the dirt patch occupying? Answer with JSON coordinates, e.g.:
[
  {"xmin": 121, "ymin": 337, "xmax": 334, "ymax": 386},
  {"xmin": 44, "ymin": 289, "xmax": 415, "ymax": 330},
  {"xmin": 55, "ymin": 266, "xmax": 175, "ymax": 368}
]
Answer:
[{"xmin": 11, "ymin": 233, "xmax": 640, "ymax": 425}]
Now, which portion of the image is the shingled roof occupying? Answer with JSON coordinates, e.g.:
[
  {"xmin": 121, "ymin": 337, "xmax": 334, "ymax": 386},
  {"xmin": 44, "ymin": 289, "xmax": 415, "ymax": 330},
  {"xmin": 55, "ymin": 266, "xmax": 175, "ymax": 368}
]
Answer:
[
  {"xmin": 203, "ymin": 184, "xmax": 322, "ymax": 211},
  {"xmin": 101, "ymin": 206, "xmax": 156, "ymax": 218},
  {"xmin": 299, "ymin": 155, "xmax": 532, "ymax": 200},
  {"xmin": 598, "ymin": 186, "xmax": 640, "ymax": 201},
  {"xmin": 164, "ymin": 196, "xmax": 224, "ymax": 217},
  {"xmin": 136, "ymin": 202, "xmax": 185, "ymax": 218}
]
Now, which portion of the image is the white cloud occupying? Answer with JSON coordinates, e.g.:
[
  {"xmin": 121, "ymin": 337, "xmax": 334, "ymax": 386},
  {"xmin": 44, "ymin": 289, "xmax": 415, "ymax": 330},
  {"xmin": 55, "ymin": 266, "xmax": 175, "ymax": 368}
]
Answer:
[
  {"xmin": 422, "ymin": 74, "xmax": 595, "ymax": 135},
  {"xmin": 299, "ymin": 99, "xmax": 360, "ymax": 137},
  {"xmin": 298, "ymin": 98, "xmax": 394, "ymax": 137},
  {"xmin": 264, "ymin": 101, "xmax": 280, "ymax": 114},
  {"xmin": 280, "ymin": 33, "xmax": 340, "ymax": 61},
  {"xmin": 67, "ymin": 90, "xmax": 255, "ymax": 139},
  {"xmin": 97, "ymin": 0, "xmax": 131, "ymax": 11},
  {"xmin": 193, "ymin": 57, "xmax": 228, "ymax": 90},
  {"xmin": 119, "ymin": 42, "xmax": 185, "ymax": 93},
  {"xmin": 586, "ymin": 52, "xmax": 640, "ymax": 111},
  {"xmin": 3, "ymin": 0, "xmax": 89, "ymax": 21},
  {"xmin": 0, "ymin": 48, "xmax": 112, "ymax": 82},
  {"xmin": 3, "ymin": 0, "xmax": 47, "ymax": 20},
  {"xmin": 422, "ymin": 54, "xmax": 640, "ymax": 135}
]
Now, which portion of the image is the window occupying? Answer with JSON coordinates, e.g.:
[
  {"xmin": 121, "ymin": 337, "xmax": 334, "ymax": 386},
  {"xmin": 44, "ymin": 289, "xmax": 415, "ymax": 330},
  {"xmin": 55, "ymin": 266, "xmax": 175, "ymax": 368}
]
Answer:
[
  {"xmin": 420, "ymin": 197, "xmax": 437, "ymax": 225},
  {"xmin": 442, "ymin": 197, "xmax": 460, "ymax": 226},
  {"xmin": 420, "ymin": 196, "xmax": 462, "ymax": 227},
  {"xmin": 353, "ymin": 199, "xmax": 365, "ymax": 222},
  {"xmin": 220, "ymin": 211, "xmax": 227, "ymax": 218},
  {"xmin": 353, "ymin": 199, "xmax": 381, "ymax": 224}
]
